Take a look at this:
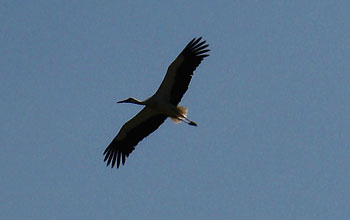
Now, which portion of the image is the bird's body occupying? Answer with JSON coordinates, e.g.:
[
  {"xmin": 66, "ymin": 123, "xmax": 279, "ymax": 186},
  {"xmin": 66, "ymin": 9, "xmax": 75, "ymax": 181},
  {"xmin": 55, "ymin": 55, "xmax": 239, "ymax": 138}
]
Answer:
[
  {"xmin": 104, "ymin": 37, "xmax": 210, "ymax": 168},
  {"xmin": 117, "ymin": 96, "xmax": 191, "ymax": 123}
]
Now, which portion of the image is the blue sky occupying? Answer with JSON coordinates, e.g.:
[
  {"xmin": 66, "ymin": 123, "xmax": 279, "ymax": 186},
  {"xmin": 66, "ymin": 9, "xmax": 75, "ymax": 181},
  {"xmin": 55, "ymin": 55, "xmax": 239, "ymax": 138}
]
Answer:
[{"xmin": 1, "ymin": 1, "xmax": 350, "ymax": 219}]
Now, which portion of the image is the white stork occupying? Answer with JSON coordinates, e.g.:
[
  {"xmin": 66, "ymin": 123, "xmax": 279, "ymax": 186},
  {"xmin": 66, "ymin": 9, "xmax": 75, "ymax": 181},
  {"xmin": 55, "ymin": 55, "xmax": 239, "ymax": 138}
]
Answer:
[{"xmin": 103, "ymin": 37, "xmax": 210, "ymax": 168}]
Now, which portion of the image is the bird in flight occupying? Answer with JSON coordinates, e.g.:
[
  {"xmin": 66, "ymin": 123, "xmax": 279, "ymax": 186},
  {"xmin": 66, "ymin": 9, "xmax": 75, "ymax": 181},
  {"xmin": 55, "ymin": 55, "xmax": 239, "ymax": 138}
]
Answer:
[{"xmin": 103, "ymin": 37, "xmax": 210, "ymax": 168}]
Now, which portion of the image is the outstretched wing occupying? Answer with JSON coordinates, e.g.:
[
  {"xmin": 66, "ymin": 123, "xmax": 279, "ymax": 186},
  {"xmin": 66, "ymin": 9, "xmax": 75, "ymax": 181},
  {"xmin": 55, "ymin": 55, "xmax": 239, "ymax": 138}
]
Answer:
[
  {"xmin": 103, "ymin": 107, "xmax": 167, "ymax": 168},
  {"xmin": 155, "ymin": 37, "xmax": 210, "ymax": 105}
]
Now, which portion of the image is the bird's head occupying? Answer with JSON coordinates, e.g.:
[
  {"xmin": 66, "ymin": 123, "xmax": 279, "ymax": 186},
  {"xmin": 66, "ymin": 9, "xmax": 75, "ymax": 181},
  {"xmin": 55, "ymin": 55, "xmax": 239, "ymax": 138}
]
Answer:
[{"xmin": 117, "ymin": 97, "xmax": 141, "ymax": 104}]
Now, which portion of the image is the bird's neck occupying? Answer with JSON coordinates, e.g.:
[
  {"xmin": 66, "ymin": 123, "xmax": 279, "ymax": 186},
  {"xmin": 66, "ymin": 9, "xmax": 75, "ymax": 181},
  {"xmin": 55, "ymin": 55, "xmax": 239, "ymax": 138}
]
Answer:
[{"xmin": 130, "ymin": 98, "xmax": 145, "ymax": 105}]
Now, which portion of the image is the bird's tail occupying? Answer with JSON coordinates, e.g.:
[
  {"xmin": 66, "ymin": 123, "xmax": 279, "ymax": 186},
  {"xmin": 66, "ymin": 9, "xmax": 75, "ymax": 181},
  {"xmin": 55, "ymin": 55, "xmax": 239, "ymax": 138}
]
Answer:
[
  {"xmin": 170, "ymin": 106, "xmax": 188, "ymax": 123},
  {"xmin": 177, "ymin": 106, "xmax": 188, "ymax": 116}
]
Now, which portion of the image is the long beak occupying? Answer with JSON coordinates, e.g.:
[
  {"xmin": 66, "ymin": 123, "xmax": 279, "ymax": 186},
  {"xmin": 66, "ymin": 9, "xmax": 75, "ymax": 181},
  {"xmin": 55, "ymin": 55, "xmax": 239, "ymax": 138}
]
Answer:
[{"xmin": 117, "ymin": 99, "xmax": 128, "ymax": 103}]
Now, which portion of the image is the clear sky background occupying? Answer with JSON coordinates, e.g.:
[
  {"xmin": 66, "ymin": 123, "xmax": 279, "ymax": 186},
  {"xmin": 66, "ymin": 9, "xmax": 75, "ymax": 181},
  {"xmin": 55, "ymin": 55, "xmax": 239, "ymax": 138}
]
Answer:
[{"xmin": 1, "ymin": 1, "xmax": 350, "ymax": 219}]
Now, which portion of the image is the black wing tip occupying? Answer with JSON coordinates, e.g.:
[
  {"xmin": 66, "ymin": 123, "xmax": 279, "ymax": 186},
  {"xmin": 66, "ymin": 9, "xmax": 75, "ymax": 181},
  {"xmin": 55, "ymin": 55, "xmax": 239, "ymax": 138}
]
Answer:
[
  {"xmin": 183, "ymin": 37, "xmax": 210, "ymax": 57},
  {"xmin": 103, "ymin": 145, "xmax": 132, "ymax": 169}
]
